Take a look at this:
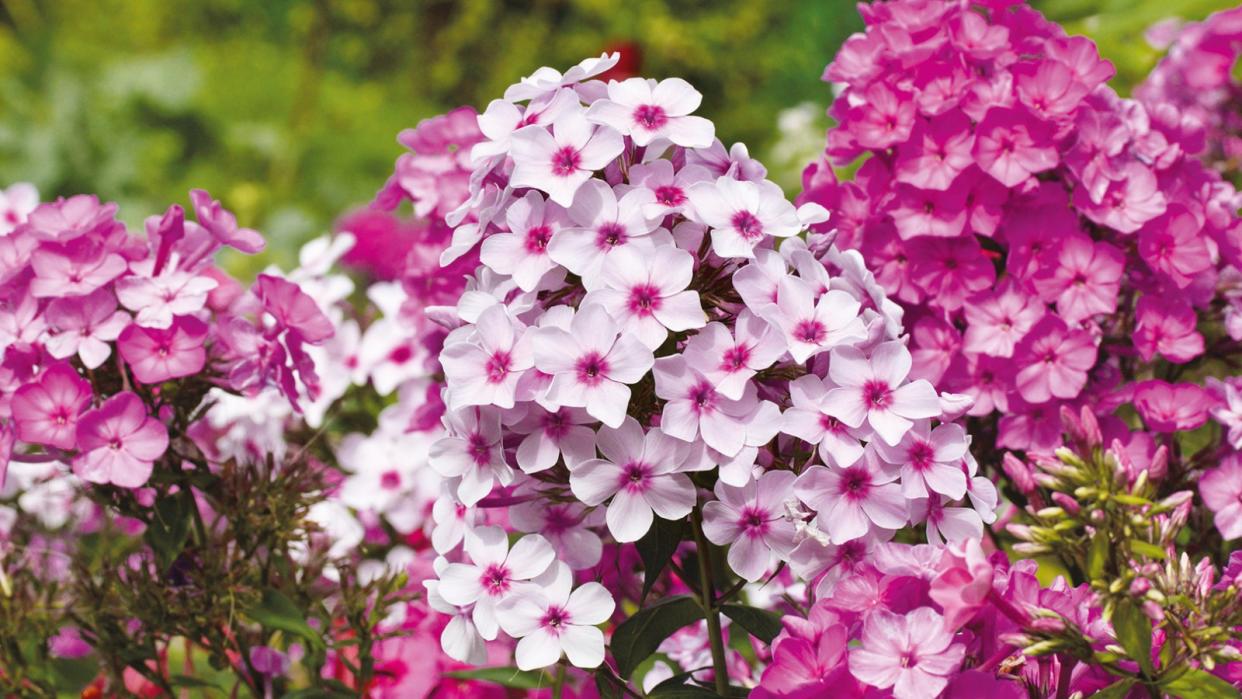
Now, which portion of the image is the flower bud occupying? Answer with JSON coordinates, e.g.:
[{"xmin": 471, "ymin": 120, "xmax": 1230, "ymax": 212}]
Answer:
[{"xmin": 1051, "ymin": 492, "xmax": 1081, "ymax": 515}]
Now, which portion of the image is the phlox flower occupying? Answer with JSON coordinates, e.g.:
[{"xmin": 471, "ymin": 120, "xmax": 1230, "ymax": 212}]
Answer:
[
  {"xmin": 44, "ymin": 289, "xmax": 130, "ymax": 369},
  {"xmin": 22, "ymin": 194, "xmax": 118, "ymax": 243},
  {"xmin": 653, "ymin": 355, "xmax": 763, "ymax": 457},
  {"xmin": 702, "ymin": 469, "xmax": 797, "ymax": 582},
  {"xmin": 29, "ymin": 246, "xmax": 127, "ymax": 298},
  {"xmin": 961, "ymin": 281, "xmax": 1044, "ymax": 358},
  {"xmin": 510, "ymin": 111, "xmax": 624, "ymax": 206},
  {"xmin": 117, "ymin": 316, "xmax": 209, "ymax": 384},
  {"xmin": 1199, "ymin": 455, "xmax": 1242, "ymax": 540},
  {"xmin": 849, "ymin": 607, "xmax": 966, "ymax": 699},
  {"xmin": 189, "ymin": 189, "xmax": 265, "ymax": 254},
  {"xmin": 781, "ymin": 374, "xmax": 865, "ymax": 468},
  {"xmin": 927, "ymin": 538, "xmax": 994, "ymax": 630},
  {"xmin": 1012, "ymin": 316, "xmax": 1097, "ymax": 404},
  {"xmin": 255, "ymin": 273, "xmax": 335, "ymax": 344},
  {"xmin": 874, "ymin": 422, "xmax": 969, "ymax": 500},
  {"xmin": 531, "ymin": 303, "xmax": 654, "ymax": 428},
  {"xmin": 794, "ymin": 450, "xmax": 907, "ymax": 544},
  {"xmin": 629, "ymin": 159, "xmax": 710, "ymax": 219},
  {"xmin": 1030, "ymin": 234, "xmax": 1124, "ymax": 323},
  {"xmin": 686, "ymin": 176, "xmax": 801, "ymax": 258},
  {"xmin": 73, "ymin": 392, "xmax": 168, "ymax": 489},
  {"xmin": 761, "ymin": 276, "xmax": 866, "ymax": 363},
  {"xmin": 822, "ymin": 341, "xmax": 941, "ymax": 447},
  {"xmin": 429, "ymin": 407, "xmax": 512, "ymax": 506},
  {"xmin": 585, "ymin": 77, "xmax": 715, "ymax": 148},
  {"xmin": 478, "ymin": 191, "xmax": 567, "ymax": 292},
  {"xmin": 510, "ymin": 406, "xmax": 596, "ymax": 474},
  {"xmin": 510, "ymin": 499, "xmax": 602, "ymax": 569},
  {"xmin": 503, "ymin": 52, "xmax": 619, "ymax": 102},
  {"xmin": 682, "ymin": 311, "xmax": 784, "ymax": 400},
  {"xmin": 474, "ymin": 88, "xmax": 579, "ymax": 162},
  {"xmin": 441, "ymin": 304, "xmax": 534, "ymax": 410},
  {"xmin": 1133, "ymin": 380, "xmax": 1214, "ymax": 432},
  {"xmin": 1138, "ymin": 206, "xmax": 1215, "ymax": 289},
  {"xmin": 570, "ymin": 417, "xmax": 700, "ymax": 543},
  {"xmin": 115, "ymin": 267, "xmax": 218, "ymax": 329},
  {"xmin": 583, "ymin": 244, "xmax": 706, "ymax": 350},
  {"xmin": 1134, "ymin": 296, "xmax": 1205, "ymax": 363},
  {"xmin": 496, "ymin": 563, "xmax": 614, "ymax": 670},
  {"xmin": 911, "ymin": 494, "xmax": 984, "ymax": 545},
  {"xmin": 1208, "ymin": 378, "xmax": 1242, "ymax": 449},
  {"xmin": 894, "ymin": 112, "xmax": 974, "ymax": 190},
  {"xmin": 0, "ymin": 182, "xmax": 38, "ymax": 235},
  {"xmin": 972, "ymin": 108, "xmax": 1058, "ymax": 187},
  {"xmin": 1072, "ymin": 163, "xmax": 1166, "ymax": 233},
  {"xmin": 906, "ymin": 236, "xmax": 996, "ymax": 313},
  {"xmin": 437, "ymin": 526, "xmax": 556, "ymax": 640},
  {"xmin": 11, "ymin": 362, "xmax": 92, "ymax": 449},
  {"xmin": 546, "ymin": 179, "xmax": 660, "ymax": 287}
]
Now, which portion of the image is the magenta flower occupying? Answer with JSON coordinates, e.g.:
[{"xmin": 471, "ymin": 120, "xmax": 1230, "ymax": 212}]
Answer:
[
  {"xmin": 11, "ymin": 362, "xmax": 92, "ymax": 449},
  {"xmin": 1031, "ymin": 234, "xmax": 1124, "ymax": 323},
  {"xmin": 23, "ymin": 194, "xmax": 118, "ymax": 243},
  {"xmin": 1012, "ymin": 316, "xmax": 1097, "ymax": 404},
  {"xmin": 255, "ymin": 274, "xmax": 334, "ymax": 344},
  {"xmin": 510, "ymin": 111, "xmax": 624, "ymax": 206},
  {"xmin": 822, "ymin": 342, "xmax": 941, "ymax": 447},
  {"xmin": 1200, "ymin": 455, "xmax": 1242, "ymax": 540},
  {"xmin": 585, "ymin": 77, "xmax": 715, "ymax": 148},
  {"xmin": 1072, "ymin": 163, "xmax": 1166, "ymax": 234},
  {"xmin": 1134, "ymin": 296, "xmax": 1205, "ymax": 363},
  {"xmin": 189, "ymin": 189, "xmax": 265, "ymax": 254},
  {"xmin": 44, "ymin": 289, "xmax": 130, "ymax": 369},
  {"xmin": 702, "ymin": 469, "xmax": 797, "ymax": 581},
  {"xmin": 73, "ymin": 392, "xmax": 169, "ymax": 488},
  {"xmin": 961, "ymin": 280, "xmax": 1044, "ymax": 358},
  {"xmin": 849, "ymin": 607, "xmax": 966, "ymax": 699},
  {"xmin": 894, "ymin": 112, "xmax": 974, "ymax": 190},
  {"xmin": 906, "ymin": 236, "xmax": 995, "ymax": 313},
  {"xmin": 1133, "ymin": 380, "xmax": 1214, "ymax": 432},
  {"xmin": 928, "ymin": 538, "xmax": 994, "ymax": 630},
  {"xmin": 1138, "ymin": 206, "xmax": 1215, "ymax": 289},
  {"xmin": 118, "ymin": 316, "xmax": 209, "ymax": 384},
  {"xmin": 794, "ymin": 452, "xmax": 907, "ymax": 544},
  {"xmin": 972, "ymin": 108, "xmax": 1057, "ymax": 187}
]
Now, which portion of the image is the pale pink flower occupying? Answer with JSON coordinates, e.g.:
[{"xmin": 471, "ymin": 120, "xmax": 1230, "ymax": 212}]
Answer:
[
  {"xmin": 478, "ymin": 191, "xmax": 568, "ymax": 292},
  {"xmin": 849, "ymin": 607, "xmax": 966, "ymax": 699},
  {"xmin": 629, "ymin": 159, "xmax": 711, "ymax": 219},
  {"xmin": 702, "ymin": 469, "xmax": 797, "ymax": 581},
  {"xmin": 11, "ymin": 363, "xmax": 91, "ymax": 449},
  {"xmin": 428, "ymin": 407, "xmax": 513, "ymax": 506},
  {"xmin": 1200, "ymin": 456, "xmax": 1242, "ymax": 540},
  {"xmin": 29, "ymin": 247, "xmax": 127, "ymax": 298},
  {"xmin": 117, "ymin": 316, "xmax": 209, "ymax": 384},
  {"xmin": 911, "ymin": 495, "xmax": 984, "ymax": 545},
  {"xmin": 189, "ymin": 189, "xmax": 265, "ymax": 254},
  {"xmin": 510, "ymin": 110, "xmax": 625, "ymax": 206},
  {"xmin": 503, "ymin": 52, "xmax": 620, "ymax": 102},
  {"xmin": 531, "ymin": 304, "xmax": 654, "ymax": 428},
  {"xmin": 510, "ymin": 499, "xmax": 602, "ymax": 569},
  {"xmin": 570, "ymin": 418, "xmax": 699, "ymax": 542},
  {"xmin": 474, "ymin": 88, "xmax": 580, "ymax": 161},
  {"xmin": 441, "ymin": 304, "xmax": 534, "ymax": 410},
  {"xmin": 0, "ymin": 182, "xmax": 38, "ymax": 235},
  {"xmin": 822, "ymin": 342, "xmax": 941, "ymax": 446},
  {"xmin": 682, "ymin": 311, "xmax": 784, "ymax": 400},
  {"xmin": 928, "ymin": 538, "xmax": 994, "ymax": 630},
  {"xmin": 686, "ymin": 176, "xmax": 801, "ymax": 258},
  {"xmin": 794, "ymin": 451, "xmax": 907, "ymax": 544},
  {"xmin": 496, "ymin": 563, "xmax": 614, "ymax": 670},
  {"xmin": 115, "ymin": 268, "xmax": 218, "ymax": 329},
  {"xmin": 583, "ymin": 245, "xmax": 706, "ymax": 349},
  {"xmin": 761, "ymin": 276, "xmax": 866, "ymax": 363},
  {"xmin": 585, "ymin": 77, "xmax": 715, "ymax": 148},
  {"xmin": 546, "ymin": 180, "xmax": 660, "ymax": 288},
  {"xmin": 874, "ymin": 422, "xmax": 970, "ymax": 500},
  {"xmin": 437, "ymin": 526, "xmax": 556, "ymax": 640},
  {"xmin": 44, "ymin": 289, "xmax": 130, "ymax": 369},
  {"xmin": 653, "ymin": 355, "xmax": 760, "ymax": 457},
  {"xmin": 73, "ymin": 392, "xmax": 169, "ymax": 489},
  {"xmin": 780, "ymin": 374, "xmax": 865, "ymax": 468}
]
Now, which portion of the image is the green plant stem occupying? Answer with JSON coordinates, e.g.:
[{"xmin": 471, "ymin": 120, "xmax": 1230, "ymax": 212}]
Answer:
[
  {"xmin": 552, "ymin": 661, "xmax": 566, "ymax": 699},
  {"xmin": 690, "ymin": 506, "xmax": 729, "ymax": 695}
]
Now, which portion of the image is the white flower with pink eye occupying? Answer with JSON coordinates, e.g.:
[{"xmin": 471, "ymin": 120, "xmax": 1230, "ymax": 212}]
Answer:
[
  {"xmin": 731, "ymin": 248, "xmax": 788, "ymax": 311},
  {"xmin": 822, "ymin": 341, "xmax": 941, "ymax": 447},
  {"xmin": 474, "ymin": 88, "xmax": 580, "ymax": 162},
  {"xmin": 44, "ymin": 288, "xmax": 130, "ymax": 369},
  {"xmin": 496, "ymin": 563, "xmax": 615, "ymax": 670},
  {"xmin": 437, "ymin": 526, "xmax": 556, "ymax": 641},
  {"xmin": 431, "ymin": 487, "xmax": 480, "ymax": 554},
  {"xmin": 510, "ymin": 498, "xmax": 602, "ymax": 569},
  {"xmin": 585, "ymin": 77, "xmax": 716, "ymax": 148},
  {"xmin": 794, "ymin": 448, "xmax": 908, "ymax": 544},
  {"xmin": 701, "ymin": 469, "xmax": 797, "ymax": 582},
  {"xmin": 653, "ymin": 355, "xmax": 760, "ymax": 458},
  {"xmin": 428, "ymin": 407, "xmax": 513, "ymax": 506},
  {"xmin": 510, "ymin": 110, "xmax": 624, "ymax": 206},
  {"xmin": 511, "ymin": 406, "xmax": 597, "ymax": 474},
  {"xmin": 911, "ymin": 494, "xmax": 983, "ymax": 545},
  {"xmin": 780, "ymin": 374, "xmax": 866, "ymax": 468},
  {"xmin": 531, "ymin": 304, "xmax": 654, "ymax": 428},
  {"xmin": 0, "ymin": 182, "xmax": 38, "ymax": 235},
  {"xmin": 426, "ymin": 557, "xmax": 488, "ymax": 665},
  {"xmin": 479, "ymin": 191, "xmax": 568, "ymax": 292},
  {"xmin": 547, "ymin": 179, "xmax": 660, "ymax": 289},
  {"xmin": 569, "ymin": 418, "xmax": 699, "ymax": 543},
  {"xmin": 874, "ymin": 422, "xmax": 970, "ymax": 500},
  {"xmin": 503, "ymin": 52, "xmax": 620, "ymax": 102},
  {"xmin": 629, "ymin": 160, "xmax": 712, "ymax": 220},
  {"xmin": 686, "ymin": 176, "xmax": 801, "ymax": 258},
  {"xmin": 441, "ymin": 304, "xmax": 534, "ymax": 411},
  {"xmin": 583, "ymin": 245, "xmax": 706, "ymax": 350},
  {"xmin": 682, "ymin": 311, "xmax": 784, "ymax": 400},
  {"xmin": 762, "ymin": 276, "xmax": 867, "ymax": 363}
]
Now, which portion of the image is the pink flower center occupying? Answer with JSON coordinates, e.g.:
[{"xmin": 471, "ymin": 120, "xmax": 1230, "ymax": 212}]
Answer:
[
  {"xmin": 541, "ymin": 605, "xmax": 571, "ymax": 634},
  {"xmin": 793, "ymin": 319, "xmax": 827, "ymax": 344},
  {"xmin": 909, "ymin": 440, "xmax": 935, "ymax": 471},
  {"xmin": 543, "ymin": 506, "xmax": 574, "ymax": 533},
  {"xmin": 720, "ymin": 344, "xmax": 750, "ymax": 372},
  {"xmin": 862, "ymin": 380, "xmax": 892, "ymax": 410},
  {"xmin": 627, "ymin": 284, "xmax": 662, "ymax": 316},
  {"xmin": 819, "ymin": 414, "xmax": 842, "ymax": 432},
  {"xmin": 524, "ymin": 225, "xmax": 553, "ymax": 254},
  {"xmin": 543, "ymin": 411, "xmax": 570, "ymax": 439},
  {"xmin": 467, "ymin": 433, "xmax": 492, "ymax": 465},
  {"xmin": 380, "ymin": 470, "xmax": 402, "ymax": 490},
  {"xmin": 485, "ymin": 351, "xmax": 512, "ymax": 384},
  {"xmin": 731, "ymin": 210, "xmax": 764, "ymax": 240},
  {"xmin": 632, "ymin": 104, "xmax": 668, "ymax": 130},
  {"xmin": 388, "ymin": 345, "xmax": 413, "ymax": 365},
  {"xmin": 839, "ymin": 466, "xmax": 872, "ymax": 501},
  {"xmin": 595, "ymin": 223, "xmax": 628, "ymax": 249},
  {"xmin": 109, "ymin": 438, "xmax": 124, "ymax": 451},
  {"xmin": 740, "ymin": 506, "xmax": 769, "ymax": 536},
  {"xmin": 620, "ymin": 461, "xmax": 652, "ymax": 493},
  {"xmin": 689, "ymin": 381, "xmax": 717, "ymax": 414},
  {"xmin": 551, "ymin": 146, "xmax": 582, "ymax": 176},
  {"xmin": 576, "ymin": 351, "xmax": 610, "ymax": 386},
  {"xmin": 480, "ymin": 563, "xmax": 512, "ymax": 596},
  {"xmin": 654, "ymin": 185, "xmax": 685, "ymax": 207}
]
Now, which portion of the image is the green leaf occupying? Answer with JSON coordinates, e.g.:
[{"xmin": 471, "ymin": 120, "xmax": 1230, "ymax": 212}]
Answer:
[
  {"xmin": 442, "ymin": 667, "xmax": 550, "ymax": 689},
  {"xmin": 1091, "ymin": 679, "xmax": 1136, "ymax": 698},
  {"xmin": 144, "ymin": 490, "xmax": 193, "ymax": 569},
  {"xmin": 647, "ymin": 684, "xmax": 721, "ymax": 698},
  {"xmin": 1129, "ymin": 539, "xmax": 1167, "ymax": 560},
  {"xmin": 1111, "ymin": 600, "xmax": 1154, "ymax": 677},
  {"xmin": 1086, "ymin": 530, "xmax": 1110, "ymax": 579},
  {"xmin": 243, "ymin": 588, "xmax": 324, "ymax": 650},
  {"xmin": 594, "ymin": 668, "xmax": 626, "ymax": 699},
  {"xmin": 168, "ymin": 674, "xmax": 225, "ymax": 695},
  {"xmin": 611, "ymin": 595, "xmax": 705, "ymax": 678},
  {"xmin": 636, "ymin": 517, "xmax": 686, "ymax": 601},
  {"xmin": 51, "ymin": 656, "xmax": 101, "ymax": 693},
  {"xmin": 721, "ymin": 603, "xmax": 783, "ymax": 644},
  {"xmin": 1160, "ymin": 668, "xmax": 1242, "ymax": 699}
]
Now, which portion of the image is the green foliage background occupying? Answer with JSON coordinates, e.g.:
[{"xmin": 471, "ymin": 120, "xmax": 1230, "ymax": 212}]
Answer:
[{"xmin": 0, "ymin": 0, "xmax": 1236, "ymax": 270}]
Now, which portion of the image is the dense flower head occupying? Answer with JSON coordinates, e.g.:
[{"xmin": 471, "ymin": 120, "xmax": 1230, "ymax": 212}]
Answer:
[
  {"xmin": 799, "ymin": 0, "xmax": 1242, "ymax": 468},
  {"xmin": 416, "ymin": 54, "xmax": 993, "ymax": 694}
]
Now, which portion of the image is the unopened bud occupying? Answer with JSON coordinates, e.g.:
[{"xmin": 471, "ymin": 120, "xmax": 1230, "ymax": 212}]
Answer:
[
  {"xmin": 1023, "ymin": 639, "xmax": 1063, "ymax": 656},
  {"xmin": 1029, "ymin": 616, "xmax": 1066, "ymax": 633},
  {"xmin": 1036, "ymin": 507, "xmax": 1066, "ymax": 519},
  {"xmin": 1051, "ymin": 492, "xmax": 1081, "ymax": 515}
]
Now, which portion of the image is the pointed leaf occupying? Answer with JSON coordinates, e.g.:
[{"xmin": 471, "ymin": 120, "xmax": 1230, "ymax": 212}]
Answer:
[
  {"xmin": 721, "ymin": 603, "xmax": 783, "ymax": 644},
  {"xmin": 1111, "ymin": 600, "xmax": 1154, "ymax": 677},
  {"xmin": 611, "ymin": 595, "xmax": 704, "ymax": 678}
]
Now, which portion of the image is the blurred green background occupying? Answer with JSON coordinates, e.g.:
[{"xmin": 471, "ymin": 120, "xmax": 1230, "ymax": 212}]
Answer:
[{"xmin": 0, "ymin": 0, "xmax": 1236, "ymax": 271}]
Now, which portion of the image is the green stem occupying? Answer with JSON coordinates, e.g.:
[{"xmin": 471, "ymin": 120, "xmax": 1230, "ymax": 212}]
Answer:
[
  {"xmin": 690, "ymin": 506, "xmax": 729, "ymax": 695},
  {"xmin": 552, "ymin": 661, "xmax": 566, "ymax": 699}
]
